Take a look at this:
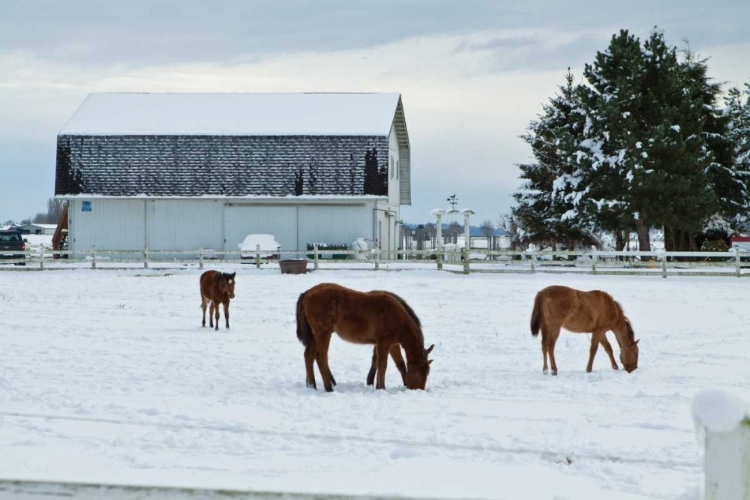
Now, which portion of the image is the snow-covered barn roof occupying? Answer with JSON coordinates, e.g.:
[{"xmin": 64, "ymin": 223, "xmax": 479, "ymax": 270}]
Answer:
[{"xmin": 59, "ymin": 92, "xmax": 403, "ymax": 136}]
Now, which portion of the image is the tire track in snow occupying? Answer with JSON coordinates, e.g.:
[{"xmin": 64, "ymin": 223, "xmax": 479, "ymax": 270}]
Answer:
[{"xmin": 1, "ymin": 410, "xmax": 698, "ymax": 470}]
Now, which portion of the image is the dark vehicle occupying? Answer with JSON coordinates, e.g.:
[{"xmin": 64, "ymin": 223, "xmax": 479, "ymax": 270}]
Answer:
[{"xmin": 0, "ymin": 230, "xmax": 26, "ymax": 265}]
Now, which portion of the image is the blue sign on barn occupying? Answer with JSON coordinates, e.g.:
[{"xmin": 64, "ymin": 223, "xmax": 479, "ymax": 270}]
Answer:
[{"xmin": 82, "ymin": 201, "xmax": 92, "ymax": 212}]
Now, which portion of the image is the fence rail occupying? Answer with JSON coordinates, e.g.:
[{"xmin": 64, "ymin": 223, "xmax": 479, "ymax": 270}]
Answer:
[{"xmin": 1, "ymin": 246, "xmax": 748, "ymax": 277}]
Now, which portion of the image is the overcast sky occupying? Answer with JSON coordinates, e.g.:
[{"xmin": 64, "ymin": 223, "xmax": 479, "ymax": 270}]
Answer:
[{"xmin": 1, "ymin": 0, "xmax": 749, "ymax": 224}]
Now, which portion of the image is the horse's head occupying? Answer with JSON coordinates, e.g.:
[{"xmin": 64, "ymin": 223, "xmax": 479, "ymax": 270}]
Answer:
[
  {"xmin": 620, "ymin": 338, "xmax": 639, "ymax": 373},
  {"xmin": 405, "ymin": 344, "xmax": 434, "ymax": 390},
  {"xmin": 215, "ymin": 272, "xmax": 236, "ymax": 299}
]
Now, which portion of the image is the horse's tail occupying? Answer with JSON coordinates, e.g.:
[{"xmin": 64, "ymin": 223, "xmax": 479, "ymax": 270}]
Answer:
[
  {"xmin": 530, "ymin": 292, "xmax": 543, "ymax": 337},
  {"xmin": 296, "ymin": 291, "xmax": 313, "ymax": 347}
]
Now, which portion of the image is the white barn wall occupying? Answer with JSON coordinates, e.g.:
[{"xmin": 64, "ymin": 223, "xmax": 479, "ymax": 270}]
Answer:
[
  {"xmin": 147, "ymin": 200, "xmax": 223, "ymax": 252},
  {"xmin": 68, "ymin": 199, "xmax": 145, "ymax": 252},
  {"xmin": 298, "ymin": 203, "xmax": 374, "ymax": 249},
  {"xmin": 67, "ymin": 198, "xmax": 382, "ymax": 255},
  {"xmin": 373, "ymin": 203, "xmax": 400, "ymax": 252}
]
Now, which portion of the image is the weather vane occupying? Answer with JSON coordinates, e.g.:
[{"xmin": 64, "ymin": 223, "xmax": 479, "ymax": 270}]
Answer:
[{"xmin": 447, "ymin": 194, "xmax": 458, "ymax": 211}]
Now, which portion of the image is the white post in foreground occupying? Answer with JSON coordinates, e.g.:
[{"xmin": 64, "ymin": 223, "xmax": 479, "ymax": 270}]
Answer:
[{"xmin": 692, "ymin": 390, "xmax": 750, "ymax": 500}]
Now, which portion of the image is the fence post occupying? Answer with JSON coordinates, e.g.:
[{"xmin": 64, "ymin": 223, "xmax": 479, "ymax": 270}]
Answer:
[
  {"xmin": 25, "ymin": 244, "xmax": 31, "ymax": 266},
  {"xmin": 436, "ymin": 212, "xmax": 443, "ymax": 271},
  {"xmin": 255, "ymin": 244, "xmax": 261, "ymax": 269},
  {"xmin": 314, "ymin": 244, "xmax": 319, "ymax": 271},
  {"xmin": 463, "ymin": 247, "xmax": 470, "ymax": 274},
  {"xmin": 39, "ymin": 247, "xmax": 45, "ymax": 270},
  {"xmin": 143, "ymin": 245, "xmax": 149, "ymax": 269},
  {"xmin": 530, "ymin": 250, "xmax": 536, "ymax": 273},
  {"xmin": 662, "ymin": 251, "xmax": 668, "ymax": 278},
  {"xmin": 374, "ymin": 248, "xmax": 380, "ymax": 271},
  {"xmin": 591, "ymin": 246, "xmax": 598, "ymax": 275},
  {"xmin": 91, "ymin": 245, "xmax": 96, "ymax": 269},
  {"xmin": 693, "ymin": 390, "xmax": 750, "ymax": 500},
  {"xmin": 199, "ymin": 246, "xmax": 204, "ymax": 269},
  {"xmin": 735, "ymin": 247, "xmax": 741, "ymax": 278}
]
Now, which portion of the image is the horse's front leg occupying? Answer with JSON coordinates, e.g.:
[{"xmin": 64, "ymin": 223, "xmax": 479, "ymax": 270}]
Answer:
[
  {"xmin": 375, "ymin": 343, "xmax": 390, "ymax": 390},
  {"xmin": 223, "ymin": 300, "xmax": 230, "ymax": 329},
  {"xmin": 208, "ymin": 302, "xmax": 215, "ymax": 328},
  {"xmin": 213, "ymin": 301, "xmax": 220, "ymax": 331},
  {"xmin": 586, "ymin": 330, "xmax": 603, "ymax": 373},
  {"xmin": 366, "ymin": 346, "xmax": 377, "ymax": 386},
  {"xmin": 389, "ymin": 344, "xmax": 407, "ymax": 386},
  {"xmin": 599, "ymin": 334, "xmax": 619, "ymax": 370}
]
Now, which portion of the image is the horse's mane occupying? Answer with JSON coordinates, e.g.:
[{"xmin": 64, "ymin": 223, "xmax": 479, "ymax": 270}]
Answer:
[
  {"xmin": 373, "ymin": 290, "xmax": 424, "ymax": 343},
  {"xmin": 614, "ymin": 299, "xmax": 635, "ymax": 343}
]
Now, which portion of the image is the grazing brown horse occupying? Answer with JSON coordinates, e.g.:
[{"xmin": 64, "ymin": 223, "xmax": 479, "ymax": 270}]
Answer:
[
  {"xmin": 530, "ymin": 285, "xmax": 640, "ymax": 375},
  {"xmin": 200, "ymin": 270, "xmax": 236, "ymax": 331},
  {"xmin": 296, "ymin": 283, "xmax": 433, "ymax": 392}
]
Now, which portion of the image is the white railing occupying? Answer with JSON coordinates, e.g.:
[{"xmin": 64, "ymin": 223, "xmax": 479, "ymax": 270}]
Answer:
[{"xmin": 1, "ymin": 246, "xmax": 748, "ymax": 277}]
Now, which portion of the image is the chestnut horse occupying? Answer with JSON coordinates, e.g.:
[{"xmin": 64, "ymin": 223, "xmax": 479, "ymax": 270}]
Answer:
[
  {"xmin": 200, "ymin": 270, "xmax": 236, "ymax": 331},
  {"xmin": 530, "ymin": 285, "xmax": 640, "ymax": 375},
  {"xmin": 296, "ymin": 283, "xmax": 433, "ymax": 392}
]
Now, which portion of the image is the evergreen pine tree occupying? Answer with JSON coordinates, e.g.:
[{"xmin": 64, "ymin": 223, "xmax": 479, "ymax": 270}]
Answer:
[
  {"xmin": 570, "ymin": 30, "xmax": 645, "ymax": 248},
  {"xmin": 572, "ymin": 29, "xmax": 721, "ymax": 250},
  {"xmin": 513, "ymin": 70, "xmax": 594, "ymax": 249},
  {"xmin": 721, "ymin": 82, "xmax": 750, "ymax": 227}
]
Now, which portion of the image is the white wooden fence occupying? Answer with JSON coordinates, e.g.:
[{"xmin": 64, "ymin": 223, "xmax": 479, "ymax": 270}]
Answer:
[{"xmin": 1, "ymin": 246, "xmax": 748, "ymax": 277}]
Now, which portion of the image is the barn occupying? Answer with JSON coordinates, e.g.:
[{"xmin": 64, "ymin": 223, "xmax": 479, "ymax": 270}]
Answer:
[{"xmin": 54, "ymin": 92, "xmax": 411, "ymax": 257}]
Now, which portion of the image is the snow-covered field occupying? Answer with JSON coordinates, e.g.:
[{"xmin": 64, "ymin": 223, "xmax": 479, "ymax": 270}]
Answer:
[{"xmin": 1, "ymin": 267, "xmax": 747, "ymax": 499}]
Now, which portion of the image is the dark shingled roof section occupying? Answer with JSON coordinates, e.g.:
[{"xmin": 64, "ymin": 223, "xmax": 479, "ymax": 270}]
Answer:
[{"xmin": 56, "ymin": 135, "xmax": 390, "ymax": 197}]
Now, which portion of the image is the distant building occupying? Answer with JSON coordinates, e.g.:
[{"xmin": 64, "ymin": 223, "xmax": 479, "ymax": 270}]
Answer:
[{"xmin": 15, "ymin": 223, "xmax": 57, "ymax": 235}]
